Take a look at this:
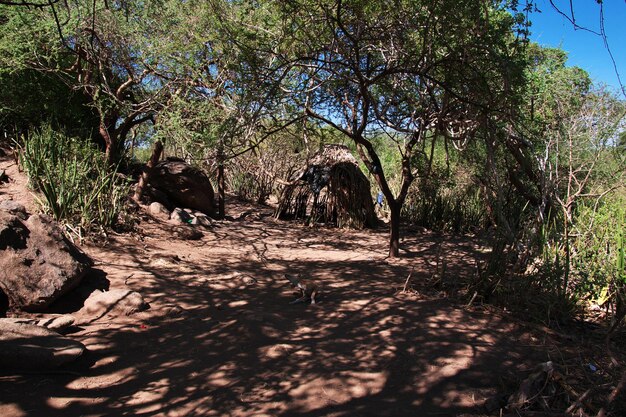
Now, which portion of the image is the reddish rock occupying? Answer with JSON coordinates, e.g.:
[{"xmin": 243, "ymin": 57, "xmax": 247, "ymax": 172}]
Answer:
[{"xmin": 0, "ymin": 213, "xmax": 91, "ymax": 312}]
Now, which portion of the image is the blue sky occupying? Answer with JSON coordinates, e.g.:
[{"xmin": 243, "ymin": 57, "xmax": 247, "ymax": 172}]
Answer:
[{"xmin": 527, "ymin": 0, "xmax": 626, "ymax": 95}]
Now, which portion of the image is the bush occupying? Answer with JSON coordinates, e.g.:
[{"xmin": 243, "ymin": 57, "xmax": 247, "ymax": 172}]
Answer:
[
  {"xmin": 16, "ymin": 126, "xmax": 130, "ymax": 236},
  {"xmin": 517, "ymin": 194, "xmax": 626, "ymax": 324},
  {"xmin": 571, "ymin": 196, "xmax": 626, "ymax": 320}
]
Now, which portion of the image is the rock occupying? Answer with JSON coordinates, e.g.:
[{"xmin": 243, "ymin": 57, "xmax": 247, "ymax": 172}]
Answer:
[
  {"xmin": 161, "ymin": 304, "xmax": 185, "ymax": 318},
  {"xmin": 0, "ymin": 200, "xmax": 27, "ymax": 219},
  {"xmin": 0, "ymin": 315, "xmax": 75, "ymax": 332},
  {"xmin": 144, "ymin": 186, "xmax": 174, "ymax": 209},
  {"xmin": 75, "ymin": 289, "xmax": 149, "ymax": 324},
  {"xmin": 44, "ymin": 269, "xmax": 110, "ymax": 315},
  {"xmin": 0, "ymin": 317, "xmax": 38, "ymax": 326},
  {"xmin": 148, "ymin": 201, "xmax": 170, "ymax": 220},
  {"xmin": 169, "ymin": 224, "xmax": 203, "ymax": 240},
  {"xmin": 0, "ymin": 214, "xmax": 91, "ymax": 312},
  {"xmin": 508, "ymin": 361, "xmax": 555, "ymax": 410},
  {"xmin": 0, "ymin": 211, "xmax": 28, "ymax": 250},
  {"xmin": 244, "ymin": 212, "xmax": 262, "ymax": 221},
  {"xmin": 37, "ymin": 314, "xmax": 76, "ymax": 332},
  {"xmin": 191, "ymin": 213, "xmax": 213, "ymax": 227},
  {"xmin": 149, "ymin": 253, "xmax": 181, "ymax": 266},
  {"xmin": 0, "ymin": 169, "xmax": 7, "ymax": 183},
  {"xmin": 150, "ymin": 158, "xmax": 215, "ymax": 216},
  {"xmin": 0, "ymin": 320, "xmax": 85, "ymax": 370},
  {"xmin": 170, "ymin": 207, "xmax": 193, "ymax": 224},
  {"xmin": 260, "ymin": 343, "xmax": 295, "ymax": 359},
  {"xmin": 240, "ymin": 275, "xmax": 257, "ymax": 285}
]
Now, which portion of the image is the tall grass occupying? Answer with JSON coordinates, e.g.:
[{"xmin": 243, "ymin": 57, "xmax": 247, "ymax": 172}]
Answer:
[
  {"xmin": 16, "ymin": 125, "xmax": 130, "ymax": 236},
  {"xmin": 366, "ymin": 135, "xmax": 487, "ymax": 233},
  {"xmin": 403, "ymin": 182, "xmax": 487, "ymax": 233},
  {"xmin": 572, "ymin": 196, "xmax": 626, "ymax": 315},
  {"xmin": 526, "ymin": 194, "xmax": 626, "ymax": 324}
]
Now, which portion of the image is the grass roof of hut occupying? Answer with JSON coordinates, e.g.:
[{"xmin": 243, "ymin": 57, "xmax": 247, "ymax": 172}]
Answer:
[{"xmin": 275, "ymin": 145, "xmax": 376, "ymax": 229}]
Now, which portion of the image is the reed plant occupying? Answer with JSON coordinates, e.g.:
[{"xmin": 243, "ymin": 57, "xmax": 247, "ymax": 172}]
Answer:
[
  {"xmin": 403, "ymin": 184, "xmax": 486, "ymax": 233},
  {"xmin": 16, "ymin": 125, "xmax": 130, "ymax": 236}
]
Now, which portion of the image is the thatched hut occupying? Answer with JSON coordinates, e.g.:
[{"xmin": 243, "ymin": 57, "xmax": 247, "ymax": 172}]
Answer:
[{"xmin": 275, "ymin": 145, "xmax": 376, "ymax": 229}]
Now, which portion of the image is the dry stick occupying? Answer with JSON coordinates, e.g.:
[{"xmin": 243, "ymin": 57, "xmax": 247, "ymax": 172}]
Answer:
[
  {"xmin": 466, "ymin": 291, "xmax": 478, "ymax": 307},
  {"xmin": 429, "ymin": 243, "xmax": 445, "ymax": 286},
  {"xmin": 596, "ymin": 368, "xmax": 626, "ymax": 417},
  {"xmin": 565, "ymin": 388, "xmax": 593, "ymax": 414},
  {"xmin": 133, "ymin": 141, "xmax": 163, "ymax": 203},
  {"xmin": 552, "ymin": 369, "xmax": 596, "ymax": 415},
  {"xmin": 402, "ymin": 266, "xmax": 415, "ymax": 292}
]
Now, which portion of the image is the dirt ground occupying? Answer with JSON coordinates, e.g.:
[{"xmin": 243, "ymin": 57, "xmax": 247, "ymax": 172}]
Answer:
[{"xmin": 0, "ymin": 152, "xmax": 619, "ymax": 417}]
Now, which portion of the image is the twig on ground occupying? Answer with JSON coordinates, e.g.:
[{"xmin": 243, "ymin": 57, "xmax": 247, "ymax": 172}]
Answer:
[
  {"xmin": 596, "ymin": 368, "xmax": 626, "ymax": 417},
  {"xmin": 565, "ymin": 388, "xmax": 593, "ymax": 414},
  {"xmin": 551, "ymin": 369, "xmax": 596, "ymax": 414},
  {"xmin": 466, "ymin": 291, "xmax": 478, "ymax": 307},
  {"xmin": 402, "ymin": 266, "xmax": 415, "ymax": 293}
]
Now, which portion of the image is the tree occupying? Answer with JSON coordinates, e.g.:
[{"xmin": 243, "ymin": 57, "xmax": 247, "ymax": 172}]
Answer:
[
  {"xmin": 265, "ymin": 0, "xmax": 528, "ymax": 257},
  {"xmin": 151, "ymin": 0, "xmax": 304, "ymax": 217},
  {"xmin": 0, "ymin": 1, "xmax": 177, "ymax": 162},
  {"xmin": 484, "ymin": 42, "xmax": 626, "ymax": 308},
  {"xmin": 530, "ymin": 0, "xmax": 625, "ymax": 98},
  {"xmin": 0, "ymin": 66, "xmax": 99, "ymax": 138},
  {"xmin": 488, "ymin": 45, "xmax": 594, "ymax": 235}
]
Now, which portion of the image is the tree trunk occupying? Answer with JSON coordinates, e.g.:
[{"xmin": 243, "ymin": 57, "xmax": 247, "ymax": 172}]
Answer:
[
  {"xmin": 133, "ymin": 141, "xmax": 163, "ymax": 203},
  {"xmin": 217, "ymin": 163, "xmax": 225, "ymax": 219},
  {"xmin": 562, "ymin": 208, "xmax": 571, "ymax": 298},
  {"xmin": 216, "ymin": 141, "xmax": 225, "ymax": 219},
  {"xmin": 100, "ymin": 121, "xmax": 116, "ymax": 165},
  {"xmin": 388, "ymin": 201, "xmax": 401, "ymax": 258}
]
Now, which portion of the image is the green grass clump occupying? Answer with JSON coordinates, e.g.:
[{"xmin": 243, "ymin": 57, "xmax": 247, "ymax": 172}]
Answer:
[{"xmin": 16, "ymin": 125, "xmax": 130, "ymax": 236}]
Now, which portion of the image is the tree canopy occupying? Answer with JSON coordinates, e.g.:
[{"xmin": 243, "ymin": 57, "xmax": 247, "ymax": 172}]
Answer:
[
  {"xmin": 1, "ymin": 0, "xmax": 623, "ymax": 263},
  {"xmin": 251, "ymin": 0, "xmax": 529, "ymax": 256}
]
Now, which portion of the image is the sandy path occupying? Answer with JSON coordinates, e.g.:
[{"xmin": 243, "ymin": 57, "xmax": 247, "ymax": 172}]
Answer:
[{"xmin": 0, "ymin": 154, "xmax": 548, "ymax": 417}]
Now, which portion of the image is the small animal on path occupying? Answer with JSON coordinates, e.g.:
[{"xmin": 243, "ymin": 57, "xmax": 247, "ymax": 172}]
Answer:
[{"xmin": 285, "ymin": 274, "xmax": 320, "ymax": 304}]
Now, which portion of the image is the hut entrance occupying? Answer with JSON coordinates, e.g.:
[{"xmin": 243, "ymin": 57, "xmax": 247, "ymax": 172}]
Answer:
[{"xmin": 275, "ymin": 145, "xmax": 376, "ymax": 229}]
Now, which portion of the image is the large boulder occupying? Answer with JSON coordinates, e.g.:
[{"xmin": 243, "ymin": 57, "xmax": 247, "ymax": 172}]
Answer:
[
  {"xmin": 0, "ymin": 320, "xmax": 85, "ymax": 370},
  {"xmin": 149, "ymin": 158, "xmax": 215, "ymax": 216},
  {"xmin": 0, "ymin": 210, "xmax": 29, "ymax": 250},
  {"xmin": 0, "ymin": 213, "xmax": 92, "ymax": 312}
]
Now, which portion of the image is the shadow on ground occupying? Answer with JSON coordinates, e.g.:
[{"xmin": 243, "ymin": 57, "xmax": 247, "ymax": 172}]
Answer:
[{"xmin": 0, "ymin": 209, "xmax": 547, "ymax": 417}]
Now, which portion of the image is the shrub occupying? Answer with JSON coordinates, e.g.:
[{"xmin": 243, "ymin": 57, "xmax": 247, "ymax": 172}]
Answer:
[
  {"xmin": 571, "ymin": 195, "xmax": 626, "ymax": 321},
  {"xmin": 16, "ymin": 125, "xmax": 130, "ymax": 237}
]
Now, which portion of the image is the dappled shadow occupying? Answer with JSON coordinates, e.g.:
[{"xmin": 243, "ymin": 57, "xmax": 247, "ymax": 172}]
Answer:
[
  {"xmin": 0, "ymin": 204, "xmax": 548, "ymax": 417},
  {"xmin": 47, "ymin": 268, "xmax": 110, "ymax": 314}
]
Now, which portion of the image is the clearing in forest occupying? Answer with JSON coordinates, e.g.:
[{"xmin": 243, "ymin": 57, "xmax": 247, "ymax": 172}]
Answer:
[{"xmin": 0, "ymin": 157, "xmax": 611, "ymax": 416}]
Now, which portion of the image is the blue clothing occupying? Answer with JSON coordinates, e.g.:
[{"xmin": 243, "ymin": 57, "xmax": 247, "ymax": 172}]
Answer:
[{"xmin": 376, "ymin": 192, "xmax": 383, "ymax": 206}]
